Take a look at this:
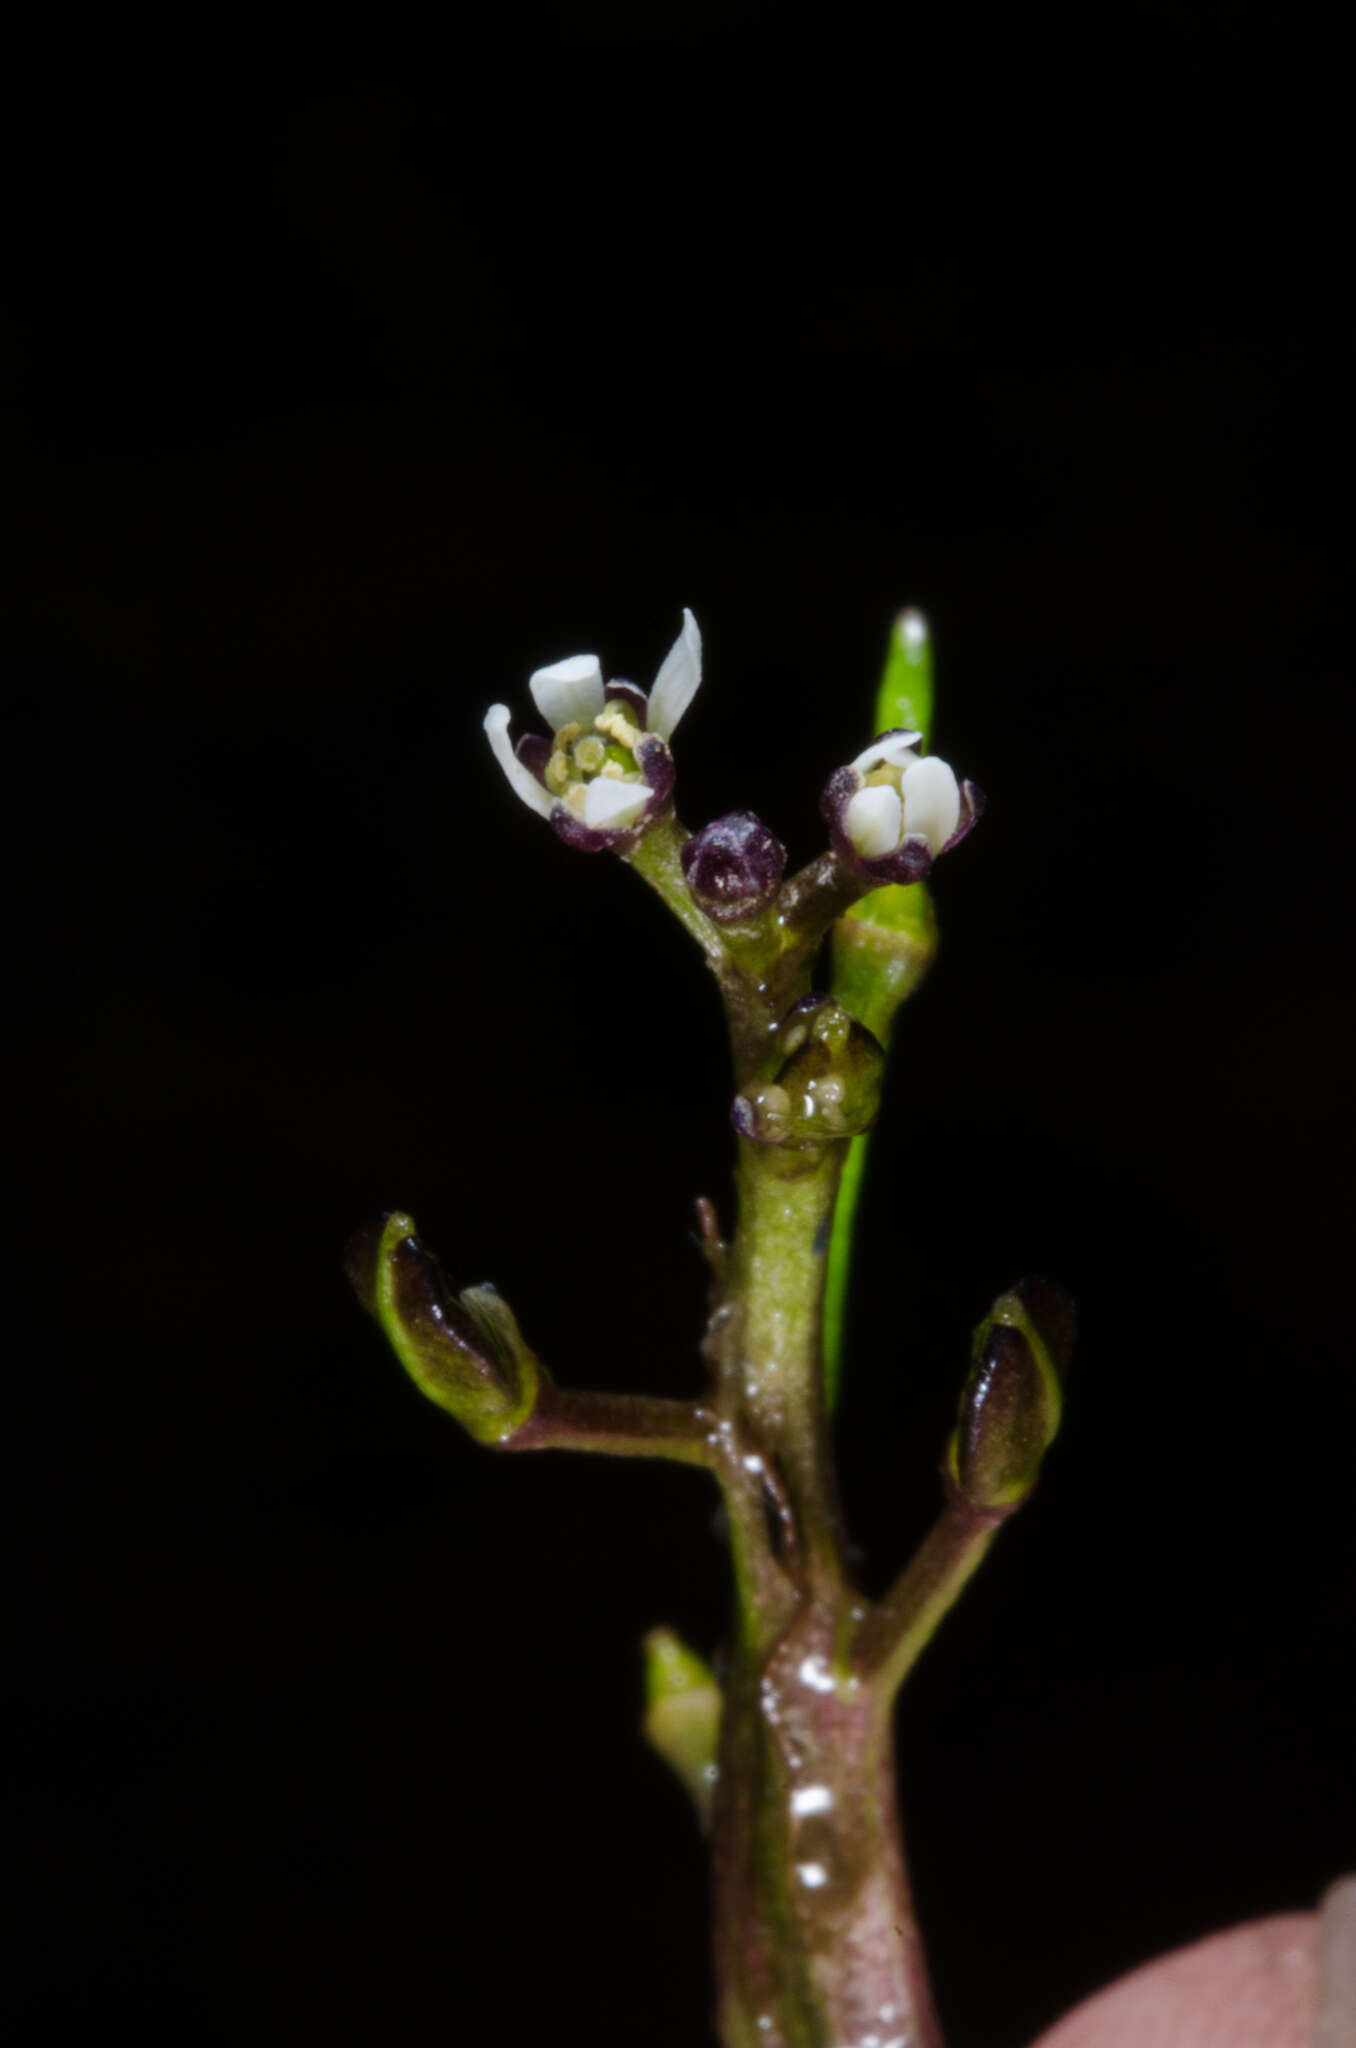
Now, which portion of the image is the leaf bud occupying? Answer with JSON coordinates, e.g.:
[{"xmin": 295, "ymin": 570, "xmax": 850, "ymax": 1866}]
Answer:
[
  {"xmin": 945, "ymin": 1276, "xmax": 1075, "ymax": 1513},
  {"xmin": 641, "ymin": 1627, "xmax": 722, "ymax": 1822},
  {"xmin": 345, "ymin": 1212, "xmax": 541, "ymax": 1444}
]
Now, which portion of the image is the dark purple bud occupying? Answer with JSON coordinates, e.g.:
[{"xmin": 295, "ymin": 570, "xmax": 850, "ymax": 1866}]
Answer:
[{"xmin": 681, "ymin": 810, "xmax": 787, "ymax": 925}]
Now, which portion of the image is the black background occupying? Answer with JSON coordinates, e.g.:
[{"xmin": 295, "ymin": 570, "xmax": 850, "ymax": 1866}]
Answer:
[{"xmin": 4, "ymin": 6, "xmax": 1353, "ymax": 2045}]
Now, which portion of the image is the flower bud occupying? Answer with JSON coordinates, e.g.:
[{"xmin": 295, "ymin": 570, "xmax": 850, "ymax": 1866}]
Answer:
[
  {"xmin": 345, "ymin": 1212, "xmax": 541, "ymax": 1444},
  {"xmin": 680, "ymin": 810, "xmax": 787, "ymax": 925},
  {"xmin": 945, "ymin": 1277, "xmax": 1075, "ymax": 1512},
  {"xmin": 731, "ymin": 995, "xmax": 884, "ymax": 1148}
]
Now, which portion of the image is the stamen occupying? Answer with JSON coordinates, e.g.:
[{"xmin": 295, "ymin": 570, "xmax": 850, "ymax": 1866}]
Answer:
[{"xmin": 595, "ymin": 708, "xmax": 641, "ymax": 750}]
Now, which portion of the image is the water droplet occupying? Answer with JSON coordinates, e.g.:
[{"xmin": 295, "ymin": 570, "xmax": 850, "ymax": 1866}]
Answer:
[
  {"xmin": 797, "ymin": 1653, "xmax": 836, "ymax": 1694},
  {"xmin": 790, "ymin": 1784, "xmax": 833, "ymax": 1816}
]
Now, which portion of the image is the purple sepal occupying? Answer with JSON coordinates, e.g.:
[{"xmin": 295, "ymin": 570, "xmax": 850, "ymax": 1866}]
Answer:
[
  {"xmin": 868, "ymin": 726, "xmax": 925, "ymax": 754},
  {"xmin": 681, "ymin": 809, "xmax": 787, "ymax": 924},
  {"xmin": 550, "ymin": 807, "xmax": 617, "ymax": 854},
  {"xmin": 729, "ymin": 1094, "xmax": 758, "ymax": 1140},
  {"xmin": 819, "ymin": 763, "xmax": 858, "ymax": 824},
  {"xmin": 634, "ymin": 733, "xmax": 675, "ymax": 810},
  {"xmin": 515, "ymin": 731, "xmax": 552, "ymax": 785},
  {"xmin": 943, "ymin": 778, "xmax": 985, "ymax": 853},
  {"xmin": 604, "ymin": 679, "xmax": 650, "ymax": 723},
  {"xmin": 864, "ymin": 837, "xmax": 936, "ymax": 885},
  {"xmin": 547, "ymin": 734, "xmax": 676, "ymax": 855}
]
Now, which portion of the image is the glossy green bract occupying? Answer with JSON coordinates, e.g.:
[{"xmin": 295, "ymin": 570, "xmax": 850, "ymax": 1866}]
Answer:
[{"xmin": 368, "ymin": 1211, "xmax": 541, "ymax": 1444}]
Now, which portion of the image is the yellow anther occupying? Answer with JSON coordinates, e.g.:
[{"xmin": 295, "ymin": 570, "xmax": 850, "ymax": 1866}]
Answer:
[
  {"xmin": 863, "ymin": 765, "xmax": 900, "ymax": 790},
  {"xmin": 564, "ymin": 781, "xmax": 588, "ymax": 818},
  {"xmin": 599, "ymin": 760, "xmax": 624, "ymax": 779},
  {"xmin": 546, "ymin": 748, "xmax": 570, "ymax": 793},
  {"xmin": 557, "ymin": 721, "xmax": 582, "ymax": 745},
  {"xmin": 595, "ymin": 708, "xmax": 641, "ymax": 750}
]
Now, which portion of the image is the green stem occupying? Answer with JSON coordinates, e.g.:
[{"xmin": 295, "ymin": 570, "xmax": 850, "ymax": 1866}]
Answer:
[
  {"xmin": 508, "ymin": 1387, "xmax": 715, "ymax": 1467},
  {"xmin": 624, "ymin": 813, "xmax": 732, "ymax": 976},
  {"xmin": 723, "ymin": 1138, "xmax": 849, "ymax": 1620},
  {"xmin": 705, "ymin": 1133, "xmax": 946, "ymax": 2048},
  {"xmin": 856, "ymin": 1497, "xmax": 1005, "ymax": 1702}
]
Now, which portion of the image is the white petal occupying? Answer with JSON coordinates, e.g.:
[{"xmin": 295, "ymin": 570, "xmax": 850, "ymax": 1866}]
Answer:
[
  {"xmin": 582, "ymin": 777, "xmax": 650, "ymax": 831},
  {"xmin": 646, "ymin": 607, "xmax": 702, "ymax": 740},
  {"xmin": 483, "ymin": 704, "xmax": 555, "ymax": 819},
  {"xmin": 528, "ymin": 654, "xmax": 606, "ymax": 732},
  {"xmin": 851, "ymin": 731, "xmax": 923, "ymax": 774},
  {"xmin": 844, "ymin": 784, "xmax": 902, "ymax": 859},
  {"xmin": 900, "ymin": 755, "xmax": 961, "ymax": 853}
]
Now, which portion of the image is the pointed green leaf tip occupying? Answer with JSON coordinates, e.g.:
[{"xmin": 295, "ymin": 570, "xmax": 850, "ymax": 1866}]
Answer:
[
  {"xmin": 873, "ymin": 607, "xmax": 934, "ymax": 748},
  {"xmin": 641, "ymin": 1627, "xmax": 721, "ymax": 1821},
  {"xmin": 345, "ymin": 1212, "xmax": 541, "ymax": 1444},
  {"xmin": 946, "ymin": 1278, "xmax": 1076, "ymax": 1513}
]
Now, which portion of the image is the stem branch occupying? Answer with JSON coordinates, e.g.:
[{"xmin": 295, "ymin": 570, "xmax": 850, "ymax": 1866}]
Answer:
[
  {"xmin": 508, "ymin": 1387, "xmax": 715, "ymax": 1467},
  {"xmin": 856, "ymin": 1494, "xmax": 1007, "ymax": 1701}
]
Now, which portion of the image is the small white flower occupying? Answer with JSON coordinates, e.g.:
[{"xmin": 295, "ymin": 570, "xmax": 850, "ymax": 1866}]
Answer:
[
  {"xmin": 483, "ymin": 609, "xmax": 701, "ymax": 848},
  {"xmin": 844, "ymin": 742, "xmax": 962, "ymax": 861},
  {"xmin": 822, "ymin": 729, "xmax": 983, "ymax": 882}
]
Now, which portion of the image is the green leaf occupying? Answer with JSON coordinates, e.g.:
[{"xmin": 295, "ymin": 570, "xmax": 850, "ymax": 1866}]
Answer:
[{"xmin": 823, "ymin": 610, "xmax": 940, "ymax": 1407}]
